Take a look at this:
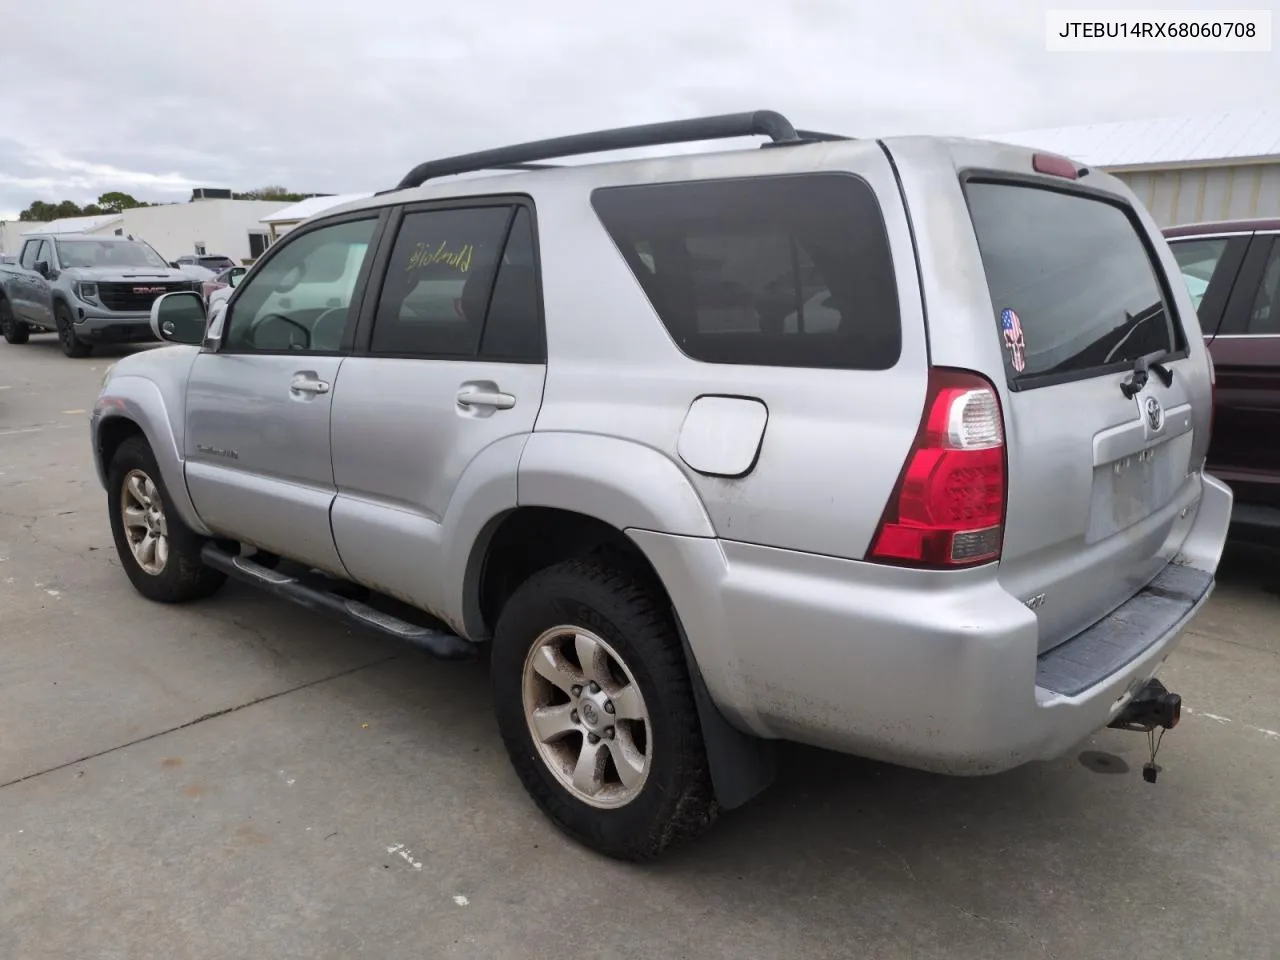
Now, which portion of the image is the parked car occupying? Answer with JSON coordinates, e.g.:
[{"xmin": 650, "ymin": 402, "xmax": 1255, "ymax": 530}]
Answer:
[
  {"xmin": 90, "ymin": 111, "xmax": 1228, "ymax": 862},
  {"xmin": 1165, "ymin": 218, "xmax": 1280, "ymax": 541},
  {"xmin": 174, "ymin": 253, "xmax": 237, "ymax": 272},
  {"xmin": 0, "ymin": 233, "xmax": 200, "ymax": 356},
  {"xmin": 202, "ymin": 265, "xmax": 247, "ymax": 305}
]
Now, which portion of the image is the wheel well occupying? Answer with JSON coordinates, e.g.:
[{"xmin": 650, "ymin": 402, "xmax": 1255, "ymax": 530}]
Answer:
[
  {"xmin": 98, "ymin": 417, "xmax": 146, "ymax": 472},
  {"xmin": 473, "ymin": 507, "xmax": 667, "ymax": 640}
]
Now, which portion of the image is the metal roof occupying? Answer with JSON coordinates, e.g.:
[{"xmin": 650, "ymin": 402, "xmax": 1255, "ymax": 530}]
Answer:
[
  {"xmin": 259, "ymin": 193, "xmax": 374, "ymax": 224},
  {"xmin": 21, "ymin": 213, "xmax": 124, "ymax": 235},
  {"xmin": 980, "ymin": 109, "xmax": 1280, "ymax": 169}
]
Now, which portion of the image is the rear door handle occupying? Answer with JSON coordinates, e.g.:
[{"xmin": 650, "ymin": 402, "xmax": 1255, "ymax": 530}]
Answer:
[
  {"xmin": 456, "ymin": 386, "xmax": 515, "ymax": 410},
  {"xmin": 290, "ymin": 374, "xmax": 330, "ymax": 395}
]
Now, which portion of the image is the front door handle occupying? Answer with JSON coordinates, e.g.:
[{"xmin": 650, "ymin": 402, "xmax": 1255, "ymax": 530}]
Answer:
[
  {"xmin": 456, "ymin": 386, "xmax": 515, "ymax": 410},
  {"xmin": 290, "ymin": 374, "xmax": 331, "ymax": 395}
]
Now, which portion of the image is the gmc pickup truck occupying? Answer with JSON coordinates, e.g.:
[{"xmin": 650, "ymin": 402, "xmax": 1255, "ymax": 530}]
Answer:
[
  {"xmin": 0, "ymin": 232, "xmax": 200, "ymax": 357},
  {"xmin": 1167, "ymin": 218, "xmax": 1280, "ymax": 542}
]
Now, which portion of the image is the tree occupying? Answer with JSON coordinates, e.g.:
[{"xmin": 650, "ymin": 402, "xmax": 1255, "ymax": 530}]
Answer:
[
  {"xmin": 97, "ymin": 191, "xmax": 145, "ymax": 214},
  {"xmin": 235, "ymin": 185, "xmax": 307, "ymax": 202},
  {"xmin": 53, "ymin": 200, "xmax": 84, "ymax": 219},
  {"xmin": 18, "ymin": 200, "xmax": 59, "ymax": 222}
]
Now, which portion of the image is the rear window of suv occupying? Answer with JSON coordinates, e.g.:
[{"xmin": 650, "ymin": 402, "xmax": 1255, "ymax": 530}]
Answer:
[
  {"xmin": 591, "ymin": 173, "xmax": 901, "ymax": 370},
  {"xmin": 965, "ymin": 181, "xmax": 1183, "ymax": 388}
]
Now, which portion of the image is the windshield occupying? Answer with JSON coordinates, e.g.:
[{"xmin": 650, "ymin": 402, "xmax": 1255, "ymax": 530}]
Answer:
[{"xmin": 56, "ymin": 239, "xmax": 169, "ymax": 270}]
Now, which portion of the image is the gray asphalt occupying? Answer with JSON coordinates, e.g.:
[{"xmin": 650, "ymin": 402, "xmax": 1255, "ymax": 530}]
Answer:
[{"xmin": 2, "ymin": 335, "xmax": 1278, "ymax": 960}]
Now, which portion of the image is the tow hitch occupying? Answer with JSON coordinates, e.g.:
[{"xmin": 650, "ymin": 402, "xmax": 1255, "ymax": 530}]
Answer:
[{"xmin": 1107, "ymin": 677, "xmax": 1181, "ymax": 782}]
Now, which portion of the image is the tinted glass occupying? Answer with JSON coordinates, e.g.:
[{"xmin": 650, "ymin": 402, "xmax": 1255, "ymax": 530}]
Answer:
[
  {"xmin": 19, "ymin": 240, "xmax": 38, "ymax": 269},
  {"xmin": 966, "ymin": 182, "xmax": 1177, "ymax": 384},
  {"xmin": 1170, "ymin": 237, "xmax": 1229, "ymax": 319},
  {"xmin": 591, "ymin": 174, "xmax": 901, "ymax": 370},
  {"xmin": 371, "ymin": 205, "xmax": 513, "ymax": 356},
  {"xmin": 479, "ymin": 207, "xmax": 543, "ymax": 361},
  {"xmin": 36, "ymin": 240, "xmax": 53, "ymax": 267},
  {"xmin": 225, "ymin": 217, "xmax": 376, "ymax": 353},
  {"xmin": 1247, "ymin": 239, "xmax": 1280, "ymax": 335}
]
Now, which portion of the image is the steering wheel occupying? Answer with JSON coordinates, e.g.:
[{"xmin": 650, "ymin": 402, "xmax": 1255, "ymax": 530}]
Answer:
[
  {"xmin": 310, "ymin": 307, "xmax": 349, "ymax": 351},
  {"xmin": 248, "ymin": 312, "xmax": 311, "ymax": 351}
]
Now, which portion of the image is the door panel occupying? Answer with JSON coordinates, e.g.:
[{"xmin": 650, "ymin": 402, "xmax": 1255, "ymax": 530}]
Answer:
[
  {"xmin": 329, "ymin": 358, "xmax": 546, "ymax": 613},
  {"xmin": 183, "ymin": 213, "xmax": 383, "ymax": 574},
  {"xmin": 329, "ymin": 199, "xmax": 547, "ymax": 620},
  {"xmin": 185, "ymin": 355, "xmax": 348, "ymax": 573}
]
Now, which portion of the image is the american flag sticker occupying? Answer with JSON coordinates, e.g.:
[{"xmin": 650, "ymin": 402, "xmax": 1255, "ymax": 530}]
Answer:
[{"xmin": 1000, "ymin": 308, "xmax": 1026, "ymax": 373}]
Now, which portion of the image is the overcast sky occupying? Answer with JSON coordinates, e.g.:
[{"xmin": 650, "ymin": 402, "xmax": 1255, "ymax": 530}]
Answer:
[{"xmin": 2, "ymin": 0, "xmax": 1275, "ymax": 218}]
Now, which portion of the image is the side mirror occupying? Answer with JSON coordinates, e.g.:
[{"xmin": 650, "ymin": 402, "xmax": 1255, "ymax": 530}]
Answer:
[
  {"xmin": 150, "ymin": 291, "xmax": 208, "ymax": 345},
  {"xmin": 33, "ymin": 260, "xmax": 50, "ymax": 278}
]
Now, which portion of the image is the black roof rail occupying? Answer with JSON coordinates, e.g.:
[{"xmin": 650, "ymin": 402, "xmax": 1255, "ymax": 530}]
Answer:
[
  {"xmin": 393, "ymin": 109, "xmax": 813, "ymax": 190},
  {"xmin": 794, "ymin": 129, "xmax": 853, "ymax": 142}
]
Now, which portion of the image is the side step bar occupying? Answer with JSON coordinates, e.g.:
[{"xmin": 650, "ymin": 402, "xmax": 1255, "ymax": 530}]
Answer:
[{"xmin": 199, "ymin": 544, "xmax": 478, "ymax": 661}]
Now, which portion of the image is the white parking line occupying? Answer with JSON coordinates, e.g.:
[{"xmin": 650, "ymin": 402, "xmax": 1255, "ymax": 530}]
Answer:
[{"xmin": 0, "ymin": 427, "xmax": 42, "ymax": 438}]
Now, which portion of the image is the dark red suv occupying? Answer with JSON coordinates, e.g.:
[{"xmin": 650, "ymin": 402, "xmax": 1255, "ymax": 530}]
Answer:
[{"xmin": 1166, "ymin": 219, "xmax": 1280, "ymax": 540}]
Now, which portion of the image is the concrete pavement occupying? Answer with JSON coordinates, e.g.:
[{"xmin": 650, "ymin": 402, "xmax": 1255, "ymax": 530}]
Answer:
[{"xmin": 2, "ymin": 334, "xmax": 1278, "ymax": 959}]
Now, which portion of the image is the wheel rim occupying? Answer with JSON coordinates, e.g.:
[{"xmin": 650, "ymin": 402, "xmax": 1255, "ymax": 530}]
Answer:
[
  {"xmin": 521, "ymin": 626, "xmax": 652, "ymax": 809},
  {"xmin": 120, "ymin": 469, "xmax": 169, "ymax": 576}
]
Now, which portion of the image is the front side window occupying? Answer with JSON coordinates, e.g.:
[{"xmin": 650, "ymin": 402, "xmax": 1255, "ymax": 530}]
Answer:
[
  {"xmin": 19, "ymin": 239, "xmax": 39, "ymax": 269},
  {"xmin": 1247, "ymin": 239, "xmax": 1280, "ymax": 335},
  {"xmin": 1169, "ymin": 237, "xmax": 1230, "ymax": 318},
  {"xmin": 223, "ymin": 217, "xmax": 377, "ymax": 354}
]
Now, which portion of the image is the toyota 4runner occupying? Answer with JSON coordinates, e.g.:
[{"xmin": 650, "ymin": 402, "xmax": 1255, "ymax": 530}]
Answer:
[{"xmin": 90, "ymin": 111, "xmax": 1231, "ymax": 861}]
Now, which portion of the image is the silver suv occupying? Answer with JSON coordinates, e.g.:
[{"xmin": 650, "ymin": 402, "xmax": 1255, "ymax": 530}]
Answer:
[{"xmin": 90, "ymin": 111, "xmax": 1231, "ymax": 861}]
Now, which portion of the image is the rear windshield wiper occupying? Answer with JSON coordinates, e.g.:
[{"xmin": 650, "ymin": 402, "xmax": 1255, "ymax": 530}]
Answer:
[{"xmin": 1120, "ymin": 350, "xmax": 1174, "ymax": 399}]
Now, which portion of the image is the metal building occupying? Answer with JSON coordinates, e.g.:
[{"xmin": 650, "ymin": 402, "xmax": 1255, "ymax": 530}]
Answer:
[{"xmin": 983, "ymin": 109, "xmax": 1280, "ymax": 227}]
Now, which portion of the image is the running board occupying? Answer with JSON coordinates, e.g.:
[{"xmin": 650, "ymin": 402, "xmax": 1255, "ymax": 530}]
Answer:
[{"xmin": 199, "ymin": 544, "xmax": 478, "ymax": 661}]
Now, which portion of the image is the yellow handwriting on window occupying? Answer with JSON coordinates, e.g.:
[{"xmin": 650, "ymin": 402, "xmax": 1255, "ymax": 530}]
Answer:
[{"xmin": 406, "ymin": 240, "xmax": 474, "ymax": 273}]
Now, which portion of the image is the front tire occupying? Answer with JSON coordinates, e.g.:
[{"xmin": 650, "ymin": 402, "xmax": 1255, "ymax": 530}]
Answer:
[
  {"xmin": 491, "ymin": 559, "xmax": 717, "ymax": 861},
  {"xmin": 55, "ymin": 302, "xmax": 92, "ymax": 357},
  {"xmin": 0, "ymin": 298, "xmax": 29, "ymax": 344},
  {"xmin": 107, "ymin": 436, "xmax": 226, "ymax": 603}
]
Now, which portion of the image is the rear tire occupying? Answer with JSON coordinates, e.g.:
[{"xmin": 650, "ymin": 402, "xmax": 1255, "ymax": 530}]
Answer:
[
  {"xmin": 491, "ymin": 558, "xmax": 717, "ymax": 861},
  {"xmin": 55, "ymin": 302, "xmax": 92, "ymax": 357},
  {"xmin": 0, "ymin": 298, "xmax": 29, "ymax": 344},
  {"xmin": 107, "ymin": 436, "xmax": 226, "ymax": 603}
]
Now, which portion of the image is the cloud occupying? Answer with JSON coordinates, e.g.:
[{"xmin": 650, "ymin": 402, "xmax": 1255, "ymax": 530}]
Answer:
[{"xmin": 1, "ymin": 0, "xmax": 1274, "ymax": 218}]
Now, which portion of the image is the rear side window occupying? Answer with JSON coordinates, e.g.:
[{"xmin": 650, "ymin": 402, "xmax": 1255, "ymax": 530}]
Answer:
[
  {"xmin": 1169, "ymin": 238, "xmax": 1229, "ymax": 319},
  {"xmin": 371, "ymin": 205, "xmax": 524, "ymax": 357},
  {"xmin": 966, "ymin": 181, "xmax": 1181, "ymax": 387},
  {"xmin": 591, "ymin": 174, "xmax": 901, "ymax": 370}
]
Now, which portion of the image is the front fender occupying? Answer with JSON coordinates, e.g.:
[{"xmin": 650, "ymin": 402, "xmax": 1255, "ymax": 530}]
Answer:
[
  {"xmin": 92, "ymin": 373, "xmax": 210, "ymax": 536},
  {"xmin": 517, "ymin": 432, "xmax": 716, "ymax": 537}
]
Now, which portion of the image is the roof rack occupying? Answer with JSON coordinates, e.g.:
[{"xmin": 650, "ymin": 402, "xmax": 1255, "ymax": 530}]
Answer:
[{"xmin": 394, "ymin": 109, "xmax": 843, "ymax": 190}]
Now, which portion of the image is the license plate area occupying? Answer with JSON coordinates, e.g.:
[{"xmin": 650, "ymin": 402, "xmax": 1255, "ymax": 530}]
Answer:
[{"xmin": 1087, "ymin": 432, "xmax": 1193, "ymax": 543}]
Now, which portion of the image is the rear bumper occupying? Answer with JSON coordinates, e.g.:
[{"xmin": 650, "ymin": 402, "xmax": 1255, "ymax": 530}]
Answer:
[{"xmin": 630, "ymin": 472, "xmax": 1233, "ymax": 776}]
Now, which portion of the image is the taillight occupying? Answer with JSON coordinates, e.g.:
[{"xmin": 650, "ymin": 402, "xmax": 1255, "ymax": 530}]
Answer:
[{"xmin": 869, "ymin": 368, "xmax": 1007, "ymax": 569}]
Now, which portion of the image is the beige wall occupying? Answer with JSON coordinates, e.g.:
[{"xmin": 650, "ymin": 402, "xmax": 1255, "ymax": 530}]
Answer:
[
  {"xmin": 0, "ymin": 220, "xmax": 49, "ymax": 255},
  {"xmin": 1115, "ymin": 161, "xmax": 1280, "ymax": 227}
]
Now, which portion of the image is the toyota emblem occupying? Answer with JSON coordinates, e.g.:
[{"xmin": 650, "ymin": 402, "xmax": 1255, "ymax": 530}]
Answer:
[{"xmin": 1144, "ymin": 396, "xmax": 1164, "ymax": 431}]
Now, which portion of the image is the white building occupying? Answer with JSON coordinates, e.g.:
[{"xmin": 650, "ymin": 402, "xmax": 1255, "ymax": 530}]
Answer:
[
  {"xmin": 259, "ymin": 193, "xmax": 374, "ymax": 241},
  {"xmin": 984, "ymin": 109, "xmax": 1280, "ymax": 227},
  {"xmin": 5, "ymin": 197, "xmax": 294, "ymax": 263}
]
